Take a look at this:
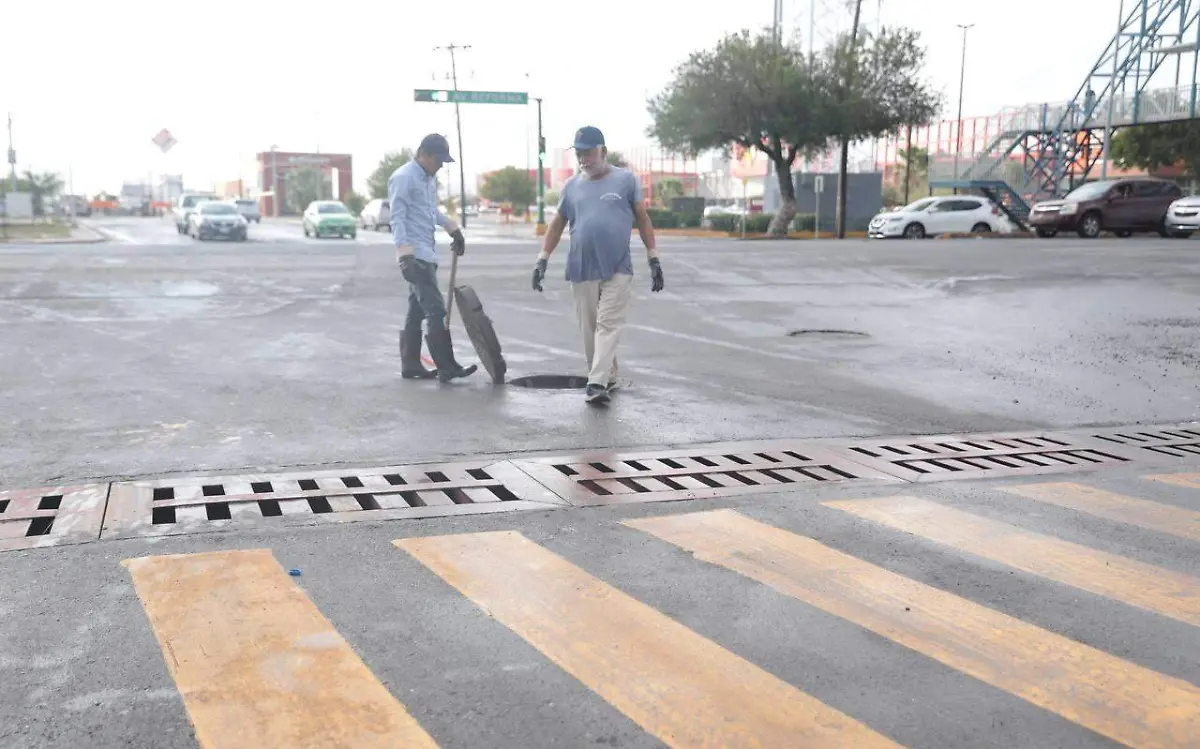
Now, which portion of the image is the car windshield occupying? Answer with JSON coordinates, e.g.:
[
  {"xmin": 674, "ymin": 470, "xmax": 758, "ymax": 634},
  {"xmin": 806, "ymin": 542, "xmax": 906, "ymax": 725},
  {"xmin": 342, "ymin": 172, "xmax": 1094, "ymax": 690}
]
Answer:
[
  {"xmin": 902, "ymin": 198, "xmax": 936, "ymax": 212},
  {"xmin": 235, "ymin": 200, "xmax": 257, "ymax": 207},
  {"xmin": 199, "ymin": 203, "xmax": 237, "ymax": 215},
  {"xmin": 1063, "ymin": 181, "xmax": 1113, "ymax": 201},
  {"xmin": 182, "ymin": 195, "xmax": 215, "ymax": 207},
  {"xmin": 317, "ymin": 203, "xmax": 349, "ymax": 214}
]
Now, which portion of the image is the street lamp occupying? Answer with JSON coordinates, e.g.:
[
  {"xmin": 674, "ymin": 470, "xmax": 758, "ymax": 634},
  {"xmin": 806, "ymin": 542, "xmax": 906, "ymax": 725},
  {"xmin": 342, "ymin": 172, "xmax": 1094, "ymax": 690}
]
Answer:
[{"xmin": 953, "ymin": 23, "xmax": 974, "ymax": 184}]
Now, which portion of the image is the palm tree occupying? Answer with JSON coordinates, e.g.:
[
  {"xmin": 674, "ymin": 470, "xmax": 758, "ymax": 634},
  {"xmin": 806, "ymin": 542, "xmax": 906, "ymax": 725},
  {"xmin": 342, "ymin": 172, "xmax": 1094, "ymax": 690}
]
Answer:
[{"xmin": 20, "ymin": 170, "xmax": 65, "ymax": 216}]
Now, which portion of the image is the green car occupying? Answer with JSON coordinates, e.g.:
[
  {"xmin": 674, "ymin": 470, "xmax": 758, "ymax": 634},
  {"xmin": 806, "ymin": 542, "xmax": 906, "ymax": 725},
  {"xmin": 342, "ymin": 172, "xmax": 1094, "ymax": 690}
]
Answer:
[{"xmin": 302, "ymin": 200, "xmax": 358, "ymax": 239}]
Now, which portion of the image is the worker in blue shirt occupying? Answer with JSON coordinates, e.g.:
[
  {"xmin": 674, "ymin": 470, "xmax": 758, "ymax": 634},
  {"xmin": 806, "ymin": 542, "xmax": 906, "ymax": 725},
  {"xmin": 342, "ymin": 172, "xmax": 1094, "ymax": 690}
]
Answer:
[
  {"xmin": 532, "ymin": 125, "xmax": 663, "ymax": 404},
  {"xmin": 389, "ymin": 133, "xmax": 477, "ymax": 383}
]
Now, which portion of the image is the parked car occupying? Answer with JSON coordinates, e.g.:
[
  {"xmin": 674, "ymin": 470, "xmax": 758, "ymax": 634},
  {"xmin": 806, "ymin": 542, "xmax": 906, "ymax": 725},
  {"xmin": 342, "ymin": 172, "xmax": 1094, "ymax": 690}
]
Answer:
[
  {"xmin": 867, "ymin": 196, "xmax": 1012, "ymax": 239},
  {"xmin": 359, "ymin": 198, "xmax": 390, "ymax": 231},
  {"xmin": 187, "ymin": 201, "xmax": 248, "ymax": 241},
  {"xmin": 302, "ymin": 200, "xmax": 357, "ymax": 239},
  {"xmin": 232, "ymin": 198, "xmax": 262, "ymax": 223},
  {"xmin": 173, "ymin": 192, "xmax": 220, "ymax": 233},
  {"xmin": 1028, "ymin": 178, "xmax": 1184, "ymax": 238},
  {"xmin": 1164, "ymin": 193, "xmax": 1200, "ymax": 238}
]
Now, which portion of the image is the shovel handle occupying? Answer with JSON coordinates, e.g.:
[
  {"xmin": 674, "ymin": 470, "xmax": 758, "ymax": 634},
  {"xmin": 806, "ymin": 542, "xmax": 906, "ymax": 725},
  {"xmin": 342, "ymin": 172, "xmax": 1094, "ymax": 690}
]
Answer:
[{"xmin": 444, "ymin": 251, "xmax": 459, "ymax": 329}]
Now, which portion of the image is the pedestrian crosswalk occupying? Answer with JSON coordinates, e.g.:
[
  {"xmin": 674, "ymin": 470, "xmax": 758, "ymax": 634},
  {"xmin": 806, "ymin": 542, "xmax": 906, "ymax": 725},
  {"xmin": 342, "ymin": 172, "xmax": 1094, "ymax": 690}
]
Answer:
[{"xmin": 122, "ymin": 473, "xmax": 1200, "ymax": 748}]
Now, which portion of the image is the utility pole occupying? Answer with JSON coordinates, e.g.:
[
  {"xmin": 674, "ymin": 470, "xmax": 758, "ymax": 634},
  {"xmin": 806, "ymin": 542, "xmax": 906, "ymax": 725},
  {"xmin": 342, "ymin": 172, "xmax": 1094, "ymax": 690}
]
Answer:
[
  {"xmin": 835, "ymin": 0, "xmax": 863, "ymax": 239},
  {"xmin": 952, "ymin": 23, "xmax": 974, "ymax": 184},
  {"xmin": 434, "ymin": 43, "xmax": 471, "ymax": 229},
  {"xmin": 535, "ymin": 97, "xmax": 546, "ymax": 232},
  {"xmin": 6, "ymin": 112, "xmax": 16, "ymax": 192}
]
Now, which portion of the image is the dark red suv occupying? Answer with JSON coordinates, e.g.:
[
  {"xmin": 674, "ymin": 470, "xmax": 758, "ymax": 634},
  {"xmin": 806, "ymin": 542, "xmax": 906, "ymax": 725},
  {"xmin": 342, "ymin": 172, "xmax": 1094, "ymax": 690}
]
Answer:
[{"xmin": 1027, "ymin": 177, "xmax": 1183, "ymax": 238}]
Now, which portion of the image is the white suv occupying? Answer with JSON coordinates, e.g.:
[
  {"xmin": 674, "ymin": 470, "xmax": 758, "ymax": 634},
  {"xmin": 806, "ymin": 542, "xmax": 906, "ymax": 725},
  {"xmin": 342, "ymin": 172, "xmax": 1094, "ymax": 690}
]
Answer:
[
  {"xmin": 869, "ymin": 196, "xmax": 1014, "ymax": 239},
  {"xmin": 359, "ymin": 198, "xmax": 390, "ymax": 231}
]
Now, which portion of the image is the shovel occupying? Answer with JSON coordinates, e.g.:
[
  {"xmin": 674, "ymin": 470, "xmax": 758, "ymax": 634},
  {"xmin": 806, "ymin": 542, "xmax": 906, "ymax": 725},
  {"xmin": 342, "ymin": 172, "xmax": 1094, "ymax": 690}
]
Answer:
[{"xmin": 444, "ymin": 251, "xmax": 459, "ymax": 329}]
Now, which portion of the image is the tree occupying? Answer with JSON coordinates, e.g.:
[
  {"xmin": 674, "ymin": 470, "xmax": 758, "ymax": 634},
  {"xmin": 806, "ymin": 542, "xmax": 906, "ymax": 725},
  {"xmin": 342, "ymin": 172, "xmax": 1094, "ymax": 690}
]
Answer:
[
  {"xmin": 824, "ymin": 23, "xmax": 941, "ymax": 235},
  {"xmin": 367, "ymin": 149, "xmax": 413, "ymax": 199},
  {"xmin": 648, "ymin": 29, "xmax": 830, "ymax": 235},
  {"xmin": 9, "ymin": 171, "xmax": 65, "ymax": 216},
  {"xmin": 285, "ymin": 167, "xmax": 330, "ymax": 213},
  {"xmin": 606, "ymin": 151, "xmax": 629, "ymax": 168},
  {"xmin": 1110, "ymin": 121, "xmax": 1200, "ymax": 183},
  {"xmin": 655, "ymin": 178, "xmax": 685, "ymax": 208},
  {"xmin": 342, "ymin": 190, "xmax": 367, "ymax": 215},
  {"xmin": 897, "ymin": 145, "xmax": 928, "ymax": 203},
  {"xmin": 544, "ymin": 189, "xmax": 560, "ymax": 207},
  {"xmin": 480, "ymin": 166, "xmax": 536, "ymax": 214}
]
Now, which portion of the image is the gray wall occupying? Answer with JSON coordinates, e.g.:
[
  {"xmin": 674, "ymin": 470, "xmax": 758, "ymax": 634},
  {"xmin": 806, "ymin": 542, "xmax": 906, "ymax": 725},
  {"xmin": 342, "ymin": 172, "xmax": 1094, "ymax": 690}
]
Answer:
[{"xmin": 764, "ymin": 170, "xmax": 883, "ymax": 230}]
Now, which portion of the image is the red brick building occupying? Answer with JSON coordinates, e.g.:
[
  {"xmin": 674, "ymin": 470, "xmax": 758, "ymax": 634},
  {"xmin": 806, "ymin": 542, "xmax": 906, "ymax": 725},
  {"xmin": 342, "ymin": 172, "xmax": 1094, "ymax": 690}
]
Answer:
[{"xmin": 257, "ymin": 151, "xmax": 353, "ymax": 216}]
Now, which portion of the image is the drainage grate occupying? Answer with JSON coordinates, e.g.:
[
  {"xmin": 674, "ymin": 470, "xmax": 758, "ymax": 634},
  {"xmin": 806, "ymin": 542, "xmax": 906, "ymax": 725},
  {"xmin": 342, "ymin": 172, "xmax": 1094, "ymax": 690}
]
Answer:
[
  {"xmin": 827, "ymin": 432, "xmax": 1133, "ymax": 482},
  {"xmin": 100, "ymin": 460, "xmax": 566, "ymax": 540},
  {"xmin": 511, "ymin": 442, "xmax": 897, "ymax": 506},
  {"xmin": 1079, "ymin": 424, "xmax": 1200, "ymax": 461},
  {"xmin": 0, "ymin": 484, "xmax": 108, "ymax": 552}
]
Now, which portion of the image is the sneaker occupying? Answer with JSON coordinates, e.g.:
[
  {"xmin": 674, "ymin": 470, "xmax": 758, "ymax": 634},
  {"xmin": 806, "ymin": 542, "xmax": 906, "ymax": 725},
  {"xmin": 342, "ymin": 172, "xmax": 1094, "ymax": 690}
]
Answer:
[{"xmin": 585, "ymin": 383, "xmax": 610, "ymax": 404}]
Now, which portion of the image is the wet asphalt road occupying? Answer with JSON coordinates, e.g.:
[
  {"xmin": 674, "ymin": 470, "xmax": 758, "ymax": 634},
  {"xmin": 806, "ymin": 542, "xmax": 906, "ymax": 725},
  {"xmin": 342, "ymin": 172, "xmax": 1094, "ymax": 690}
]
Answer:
[
  {"xmin": 3, "ymin": 216, "xmax": 1200, "ymax": 748},
  {"xmin": 1, "ymin": 216, "xmax": 1197, "ymax": 488}
]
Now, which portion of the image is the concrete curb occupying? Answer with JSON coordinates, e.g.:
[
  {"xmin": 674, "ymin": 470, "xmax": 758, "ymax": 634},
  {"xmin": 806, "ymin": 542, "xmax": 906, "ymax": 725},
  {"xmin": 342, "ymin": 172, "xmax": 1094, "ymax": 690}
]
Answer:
[{"xmin": 0, "ymin": 224, "xmax": 109, "ymax": 244}]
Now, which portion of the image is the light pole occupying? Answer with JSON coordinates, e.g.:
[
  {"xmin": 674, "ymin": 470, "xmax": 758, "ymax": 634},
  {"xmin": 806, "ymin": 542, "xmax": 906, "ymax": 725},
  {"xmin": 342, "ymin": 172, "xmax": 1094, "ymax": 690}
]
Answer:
[
  {"xmin": 535, "ymin": 97, "xmax": 546, "ymax": 234},
  {"xmin": 952, "ymin": 23, "xmax": 974, "ymax": 184},
  {"xmin": 270, "ymin": 145, "xmax": 279, "ymax": 217}
]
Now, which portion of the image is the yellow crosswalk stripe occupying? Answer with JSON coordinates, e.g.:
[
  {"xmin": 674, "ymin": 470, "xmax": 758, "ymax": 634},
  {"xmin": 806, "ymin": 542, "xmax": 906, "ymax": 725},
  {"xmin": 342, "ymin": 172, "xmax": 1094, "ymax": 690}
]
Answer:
[
  {"xmin": 825, "ymin": 495, "xmax": 1200, "ymax": 627},
  {"xmin": 1001, "ymin": 481, "xmax": 1200, "ymax": 543},
  {"xmin": 625, "ymin": 509, "xmax": 1200, "ymax": 749},
  {"xmin": 124, "ymin": 549, "xmax": 440, "ymax": 749},
  {"xmin": 396, "ymin": 530, "xmax": 901, "ymax": 749},
  {"xmin": 1147, "ymin": 472, "xmax": 1200, "ymax": 492}
]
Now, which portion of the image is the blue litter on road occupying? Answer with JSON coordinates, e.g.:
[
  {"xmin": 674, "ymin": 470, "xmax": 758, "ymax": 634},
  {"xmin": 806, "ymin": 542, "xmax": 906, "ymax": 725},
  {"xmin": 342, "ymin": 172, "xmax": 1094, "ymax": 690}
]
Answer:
[{"xmin": 289, "ymin": 569, "xmax": 302, "ymax": 576}]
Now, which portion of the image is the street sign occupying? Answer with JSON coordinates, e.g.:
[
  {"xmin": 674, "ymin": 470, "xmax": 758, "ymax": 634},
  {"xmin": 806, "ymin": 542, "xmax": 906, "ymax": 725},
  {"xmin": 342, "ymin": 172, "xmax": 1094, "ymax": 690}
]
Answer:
[
  {"xmin": 414, "ymin": 89, "xmax": 529, "ymax": 105},
  {"xmin": 152, "ymin": 129, "xmax": 177, "ymax": 153}
]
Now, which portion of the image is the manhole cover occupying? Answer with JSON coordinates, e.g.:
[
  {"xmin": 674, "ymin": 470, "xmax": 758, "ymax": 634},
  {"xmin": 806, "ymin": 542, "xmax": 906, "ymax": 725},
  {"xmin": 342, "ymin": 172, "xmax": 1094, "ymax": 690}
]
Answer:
[
  {"xmin": 787, "ymin": 329, "xmax": 869, "ymax": 339},
  {"xmin": 508, "ymin": 375, "xmax": 588, "ymax": 389}
]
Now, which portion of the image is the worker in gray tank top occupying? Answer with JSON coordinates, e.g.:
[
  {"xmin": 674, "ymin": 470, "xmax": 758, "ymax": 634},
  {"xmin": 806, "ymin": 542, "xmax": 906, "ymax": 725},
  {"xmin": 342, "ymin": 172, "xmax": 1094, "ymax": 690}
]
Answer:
[{"xmin": 532, "ymin": 126, "xmax": 664, "ymax": 404}]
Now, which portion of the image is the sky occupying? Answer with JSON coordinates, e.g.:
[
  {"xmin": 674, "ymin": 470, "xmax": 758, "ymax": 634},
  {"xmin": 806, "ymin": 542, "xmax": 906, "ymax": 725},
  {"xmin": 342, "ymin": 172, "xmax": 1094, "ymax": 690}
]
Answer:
[{"xmin": 0, "ymin": 0, "xmax": 1150, "ymax": 196}]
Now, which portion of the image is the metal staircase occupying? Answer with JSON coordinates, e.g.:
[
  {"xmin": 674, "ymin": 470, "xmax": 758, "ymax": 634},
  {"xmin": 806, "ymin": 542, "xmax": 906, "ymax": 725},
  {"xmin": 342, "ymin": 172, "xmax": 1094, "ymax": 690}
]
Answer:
[{"xmin": 930, "ymin": 0, "xmax": 1200, "ymax": 200}]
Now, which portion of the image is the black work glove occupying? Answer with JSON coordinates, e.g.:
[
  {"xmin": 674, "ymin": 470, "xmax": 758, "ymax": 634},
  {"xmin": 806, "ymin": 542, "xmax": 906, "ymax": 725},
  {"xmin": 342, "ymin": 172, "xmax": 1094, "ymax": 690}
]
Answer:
[
  {"xmin": 450, "ymin": 229, "xmax": 466, "ymax": 256},
  {"xmin": 649, "ymin": 256, "xmax": 664, "ymax": 292},
  {"xmin": 398, "ymin": 253, "xmax": 419, "ymax": 283},
  {"xmin": 532, "ymin": 258, "xmax": 548, "ymax": 292}
]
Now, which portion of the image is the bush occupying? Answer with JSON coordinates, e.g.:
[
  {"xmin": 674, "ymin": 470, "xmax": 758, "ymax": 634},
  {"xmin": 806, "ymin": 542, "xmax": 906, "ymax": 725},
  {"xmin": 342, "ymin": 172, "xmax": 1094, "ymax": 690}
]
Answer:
[
  {"xmin": 791, "ymin": 214, "xmax": 816, "ymax": 232},
  {"xmin": 743, "ymin": 213, "xmax": 774, "ymax": 233},
  {"xmin": 646, "ymin": 208, "xmax": 679, "ymax": 228},
  {"xmin": 708, "ymin": 213, "xmax": 741, "ymax": 232},
  {"xmin": 677, "ymin": 212, "xmax": 703, "ymax": 228}
]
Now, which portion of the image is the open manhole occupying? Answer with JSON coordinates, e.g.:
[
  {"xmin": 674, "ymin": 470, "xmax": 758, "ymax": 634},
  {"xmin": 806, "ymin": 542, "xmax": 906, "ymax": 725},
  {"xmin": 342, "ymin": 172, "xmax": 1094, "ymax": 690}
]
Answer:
[
  {"xmin": 508, "ymin": 375, "xmax": 588, "ymax": 389},
  {"xmin": 787, "ymin": 329, "xmax": 870, "ymax": 339}
]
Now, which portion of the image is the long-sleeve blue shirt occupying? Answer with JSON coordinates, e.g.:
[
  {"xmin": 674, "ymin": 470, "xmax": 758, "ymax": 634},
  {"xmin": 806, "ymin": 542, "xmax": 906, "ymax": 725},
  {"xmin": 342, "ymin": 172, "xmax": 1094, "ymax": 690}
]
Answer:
[{"xmin": 388, "ymin": 159, "xmax": 455, "ymax": 263}]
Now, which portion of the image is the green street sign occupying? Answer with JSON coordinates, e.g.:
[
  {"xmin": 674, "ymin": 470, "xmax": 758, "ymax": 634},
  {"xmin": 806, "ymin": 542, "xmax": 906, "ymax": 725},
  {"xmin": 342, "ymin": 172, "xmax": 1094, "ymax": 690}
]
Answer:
[{"xmin": 414, "ymin": 89, "xmax": 529, "ymax": 105}]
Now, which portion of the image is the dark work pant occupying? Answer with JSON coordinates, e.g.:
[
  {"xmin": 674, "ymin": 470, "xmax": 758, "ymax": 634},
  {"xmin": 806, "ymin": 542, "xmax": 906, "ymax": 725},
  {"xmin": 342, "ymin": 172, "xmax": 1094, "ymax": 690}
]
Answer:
[{"xmin": 404, "ymin": 259, "xmax": 446, "ymax": 333}]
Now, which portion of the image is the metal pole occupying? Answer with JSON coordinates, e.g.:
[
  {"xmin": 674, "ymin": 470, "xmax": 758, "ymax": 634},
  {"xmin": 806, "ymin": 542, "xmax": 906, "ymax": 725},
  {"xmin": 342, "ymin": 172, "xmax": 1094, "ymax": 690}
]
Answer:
[
  {"xmin": 536, "ymin": 97, "xmax": 546, "ymax": 228},
  {"xmin": 835, "ymin": 0, "xmax": 863, "ymax": 239},
  {"xmin": 953, "ymin": 24, "xmax": 974, "ymax": 184},
  {"xmin": 902, "ymin": 124, "xmax": 913, "ymax": 204},
  {"xmin": 271, "ymin": 146, "xmax": 279, "ymax": 216},
  {"xmin": 1101, "ymin": 0, "xmax": 1125, "ymax": 179},
  {"xmin": 6, "ymin": 112, "xmax": 16, "ymax": 192},
  {"xmin": 438, "ymin": 43, "xmax": 471, "ymax": 230}
]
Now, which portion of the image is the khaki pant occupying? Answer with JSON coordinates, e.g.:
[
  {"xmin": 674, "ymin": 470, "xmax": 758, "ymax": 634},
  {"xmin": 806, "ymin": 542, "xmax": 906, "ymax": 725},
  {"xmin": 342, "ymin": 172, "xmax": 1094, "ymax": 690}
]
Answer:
[{"xmin": 571, "ymin": 273, "xmax": 633, "ymax": 386}]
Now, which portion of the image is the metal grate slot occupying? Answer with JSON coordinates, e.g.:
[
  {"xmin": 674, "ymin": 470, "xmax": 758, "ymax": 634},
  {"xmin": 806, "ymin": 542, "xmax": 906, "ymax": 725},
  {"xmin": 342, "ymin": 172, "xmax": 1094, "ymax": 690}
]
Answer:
[
  {"xmin": 201, "ymin": 485, "xmax": 224, "ymax": 497},
  {"xmin": 512, "ymin": 442, "xmax": 890, "ymax": 506},
  {"xmin": 0, "ymin": 500, "xmax": 8, "ymax": 514},
  {"xmin": 153, "ymin": 487, "xmax": 174, "ymax": 501},
  {"xmin": 297, "ymin": 479, "xmax": 319, "ymax": 491},
  {"xmin": 341, "ymin": 476, "xmax": 364, "ymax": 488},
  {"xmin": 37, "ymin": 495, "xmax": 62, "ymax": 511},
  {"xmin": 25, "ymin": 517, "xmax": 54, "ymax": 536},
  {"xmin": 250, "ymin": 481, "xmax": 274, "ymax": 493},
  {"xmin": 829, "ymin": 429, "xmax": 1140, "ymax": 482},
  {"xmin": 206, "ymin": 503, "xmax": 232, "ymax": 521},
  {"xmin": 1075, "ymin": 424, "xmax": 1200, "ymax": 464}
]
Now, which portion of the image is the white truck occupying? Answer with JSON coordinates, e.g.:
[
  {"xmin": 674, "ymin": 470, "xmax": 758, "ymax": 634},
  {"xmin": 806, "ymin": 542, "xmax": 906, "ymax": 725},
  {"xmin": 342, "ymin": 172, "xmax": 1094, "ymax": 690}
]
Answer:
[{"xmin": 172, "ymin": 192, "xmax": 219, "ymax": 234}]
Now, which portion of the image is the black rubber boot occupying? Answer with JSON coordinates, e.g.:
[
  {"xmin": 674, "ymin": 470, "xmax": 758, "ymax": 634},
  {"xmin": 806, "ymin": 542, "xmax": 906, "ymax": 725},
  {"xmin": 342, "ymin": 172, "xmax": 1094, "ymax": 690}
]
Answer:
[
  {"xmin": 400, "ymin": 325, "xmax": 437, "ymax": 380},
  {"xmin": 425, "ymin": 327, "xmax": 478, "ymax": 383}
]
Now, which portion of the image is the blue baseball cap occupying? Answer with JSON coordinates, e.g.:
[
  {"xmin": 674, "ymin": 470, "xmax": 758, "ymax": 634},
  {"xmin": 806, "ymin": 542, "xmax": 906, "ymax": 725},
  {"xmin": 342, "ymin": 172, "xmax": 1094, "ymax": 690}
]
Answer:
[
  {"xmin": 572, "ymin": 126, "xmax": 605, "ymax": 150},
  {"xmin": 419, "ymin": 133, "xmax": 455, "ymax": 162}
]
